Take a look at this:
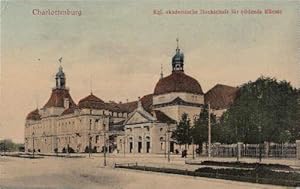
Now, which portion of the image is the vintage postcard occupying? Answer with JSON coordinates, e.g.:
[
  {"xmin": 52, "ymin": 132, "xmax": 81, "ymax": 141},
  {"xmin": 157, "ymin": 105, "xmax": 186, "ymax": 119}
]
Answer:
[{"xmin": 0, "ymin": 0, "xmax": 299, "ymax": 189}]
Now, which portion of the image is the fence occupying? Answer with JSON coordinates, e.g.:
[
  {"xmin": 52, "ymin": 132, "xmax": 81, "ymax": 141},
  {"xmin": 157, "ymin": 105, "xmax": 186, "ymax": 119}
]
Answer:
[{"xmin": 207, "ymin": 143, "xmax": 296, "ymax": 159}]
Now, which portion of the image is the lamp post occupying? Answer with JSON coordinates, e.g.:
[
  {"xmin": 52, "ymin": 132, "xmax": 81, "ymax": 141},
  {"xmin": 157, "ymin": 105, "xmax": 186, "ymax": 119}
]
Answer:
[
  {"xmin": 258, "ymin": 93, "xmax": 263, "ymax": 163},
  {"xmin": 167, "ymin": 123, "xmax": 171, "ymax": 162},
  {"xmin": 235, "ymin": 124, "xmax": 239, "ymax": 162},
  {"xmin": 208, "ymin": 103, "xmax": 211, "ymax": 158},
  {"xmin": 32, "ymin": 132, "xmax": 35, "ymax": 158},
  {"xmin": 164, "ymin": 131, "xmax": 167, "ymax": 159},
  {"xmin": 258, "ymin": 125, "xmax": 262, "ymax": 162},
  {"xmin": 89, "ymin": 119, "xmax": 92, "ymax": 158},
  {"xmin": 192, "ymin": 138, "xmax": 195, "ymax": 160},
  {"xmin": 103, "ymin": 131, "xmax": 107, "ymax": 166},
  {"xmin": 56, "ymin": 136, "xmax": 58, "ymax": 157},
  {"xmin": 123, "ymin": 135, "xmax": 126, "ymax": 157},
  {"xmin": 67, "ymin": 136, "xmax": 70, "ymax": 157}
]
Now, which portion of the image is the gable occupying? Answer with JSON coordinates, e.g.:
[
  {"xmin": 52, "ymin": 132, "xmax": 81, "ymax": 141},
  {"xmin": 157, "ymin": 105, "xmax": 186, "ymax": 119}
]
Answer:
[{"xmin": 126, "ymin": 111, "xmax": 151, "ymax": 125}]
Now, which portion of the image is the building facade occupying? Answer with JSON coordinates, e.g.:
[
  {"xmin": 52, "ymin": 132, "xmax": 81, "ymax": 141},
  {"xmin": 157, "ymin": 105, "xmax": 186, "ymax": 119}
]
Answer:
[{"xmin": 25, "ymin": 40, "xmax": 238, "ymax": 154}]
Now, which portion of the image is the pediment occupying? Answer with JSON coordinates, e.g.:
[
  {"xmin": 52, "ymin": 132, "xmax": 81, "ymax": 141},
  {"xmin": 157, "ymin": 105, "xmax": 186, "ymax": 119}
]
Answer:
[{"xmin": 126, "ymin": 111, "xmax": 150, "ymax": 124}]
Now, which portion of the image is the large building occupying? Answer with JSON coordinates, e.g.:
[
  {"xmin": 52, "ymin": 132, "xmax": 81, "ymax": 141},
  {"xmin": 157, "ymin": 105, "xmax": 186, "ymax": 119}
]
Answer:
[{"xmin": 25, "ymin": 40, "xmax": 238, "ymax": 154}]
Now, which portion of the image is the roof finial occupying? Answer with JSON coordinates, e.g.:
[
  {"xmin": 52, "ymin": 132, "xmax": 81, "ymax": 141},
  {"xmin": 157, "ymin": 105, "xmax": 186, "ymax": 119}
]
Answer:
[
  {"xmin": 58, "ymin": 57, "xmax": 63, "ymax": 71},
  {"xmin": 176, "ymin": 37, "xmax": 179, "ymax": 50},
  {"xmin": 90, "ymin": 74, "xmax": 93, "ymax": 95},
  {"xmin": 160, "ymin": 63, "xmax": 164, "ymax": 79},
  {"xmin": 59, "ymin": 57, "xmax": 63, "ymax": 66},
  {"xmin": 35, "ymin": 94, "xmax": 39, "ymax": 109},
  {"xmin": 137, "ymin": 96, "xmax": 143, "ymax": 110}
]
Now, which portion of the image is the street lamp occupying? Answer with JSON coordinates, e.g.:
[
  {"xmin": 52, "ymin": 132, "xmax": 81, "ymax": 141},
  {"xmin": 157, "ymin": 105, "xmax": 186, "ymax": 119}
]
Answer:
[
  {"xmin": 32, "ymin": 132, "xmax": 35, "ymax": 158},
  {"xmin": 207, "ymin": 103, "xmax": 211, "ymax": 158},
  {"xmin": 56, "ymin": 137, "xmax": 58, "ymax": 156},
  {"xmin": 123, "ymin": 135, "xmax": 126, "ymax": 157},
  {"xmin": 167, "ymin": 123, "xmax": 171, "ymax": 162},
  {"xmin": 258, "ymin": 125, "xmax": 262, "ymax": 162},
  {"xmin": 258, "ymin": 93, "xmax": 263, "ymax": 163},
  {"xmin": 103, "ymin": 128, "xmax": 106, "ymax": 166}
]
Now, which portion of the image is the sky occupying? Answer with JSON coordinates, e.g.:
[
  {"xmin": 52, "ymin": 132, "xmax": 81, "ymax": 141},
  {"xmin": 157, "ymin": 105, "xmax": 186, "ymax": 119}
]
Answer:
[{"xmin": 0, "ymin": 0, "xmax": 299, "ymax": 143}]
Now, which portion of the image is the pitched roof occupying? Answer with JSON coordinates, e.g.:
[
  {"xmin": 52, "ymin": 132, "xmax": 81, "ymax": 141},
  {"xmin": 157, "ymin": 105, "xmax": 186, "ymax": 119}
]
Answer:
[
  {"xmin": 61, "ymin": 106, "xmax": 79, "ymax": 116},
  {"xmin": 116, "ymin": 94, "xmax": 153, "ymax": 113},
  {"xmin": 140, "ymin": 94, "xmax": 153, "ymax": 112},
  {"xmin": 205, "ymin": 84, "xmax": 239, "ymax": 110},
  {"xmin": 117, "ymin": 101, "xmax": 138, "ymax": 113},
  {"xmin": 105, "ymin": 102, "xmax": 119, "ymax": 112},
  {"xmin": 153, "ymin": 110, "xmax": 176, "ymax": 124},
  {"xmin": 78, "ymin": 93, "xmax": 106, "ymax": 110},
  {"xmin": 43, "ymin": 88, "xmax": 77, "ymax": 109},
  {"xmin": 26, "ymin": 109, "xmax": 41, "ymax": 121}
]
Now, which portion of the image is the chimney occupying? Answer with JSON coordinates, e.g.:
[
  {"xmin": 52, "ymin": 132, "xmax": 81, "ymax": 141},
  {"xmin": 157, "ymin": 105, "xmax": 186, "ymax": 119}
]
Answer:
[{"xmin": 64, "ymin": 98, "xmax": 69, "ymax": 109}]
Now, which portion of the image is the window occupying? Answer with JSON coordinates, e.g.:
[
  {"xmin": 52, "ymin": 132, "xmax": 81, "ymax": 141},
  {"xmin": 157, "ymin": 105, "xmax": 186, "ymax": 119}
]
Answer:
[
  {"xmin": 96, "ymin": 135, "xmax": 99, "ymax": 143},
  {"xmin": 160, "ymin": 128, "xmax": 163, "ymax": 132}
]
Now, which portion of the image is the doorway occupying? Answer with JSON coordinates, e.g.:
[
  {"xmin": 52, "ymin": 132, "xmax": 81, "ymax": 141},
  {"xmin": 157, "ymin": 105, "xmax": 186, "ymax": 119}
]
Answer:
[
  {"xmin": 129, "ymin": 142, "xmax": 133, "ymax": 153},
  {"xmin": 170, "ymin": 141, "xmax": 174, "ymax": 153},
  {"xmin": 146, "ymin": 142, "xmax": 150, "ymax": 153},
  {"xmin": 138, "ymin": 142, "xmax": 142, "ymax": 153}
]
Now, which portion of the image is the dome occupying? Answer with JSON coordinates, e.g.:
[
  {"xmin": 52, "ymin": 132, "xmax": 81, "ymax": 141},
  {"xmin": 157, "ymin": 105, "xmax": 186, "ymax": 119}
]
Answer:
[
  {"xmin": 78, "ymin": 93, "xmax": 106, "ymax": 109},
  {"xmin": 154, "ymin": 71, "xmax": 204, "ymax": 95},
  {"xmin": 26, "ymin": 109, "xmax": 41, "ymax": 121},
  {"xmin": 172, "ymin": 50, "xmax": 184, "ymax": 64}
]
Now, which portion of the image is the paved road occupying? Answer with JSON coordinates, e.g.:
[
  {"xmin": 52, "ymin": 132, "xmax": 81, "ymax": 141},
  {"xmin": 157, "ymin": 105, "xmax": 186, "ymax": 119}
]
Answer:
[{"xmin": 0, "ymin": 155, "xmax": 286, "ymax": 189}]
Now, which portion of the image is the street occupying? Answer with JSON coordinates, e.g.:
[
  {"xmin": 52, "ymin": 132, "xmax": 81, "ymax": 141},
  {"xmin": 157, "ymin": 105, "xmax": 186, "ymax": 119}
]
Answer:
[{"xmin": 0, "ymin": 154, "xmax": 288, "ymax": 189}]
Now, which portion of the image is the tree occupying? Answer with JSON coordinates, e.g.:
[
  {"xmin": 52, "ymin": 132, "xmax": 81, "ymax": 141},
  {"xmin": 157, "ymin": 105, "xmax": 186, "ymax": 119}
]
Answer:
[
  {"xmin": 172, "ymin": 113, "xmax": 192, "ymax": 150},
  {"xmin": 0, "ymin": 139, "xmax": 21, "ymax": 152},
  {"xmin": 192, "ymin": 106, "xmax": 218, "ymax": 148},
  {"xmin": 221, "ymin": 76, "xmax": 298, "ymax": 144}
]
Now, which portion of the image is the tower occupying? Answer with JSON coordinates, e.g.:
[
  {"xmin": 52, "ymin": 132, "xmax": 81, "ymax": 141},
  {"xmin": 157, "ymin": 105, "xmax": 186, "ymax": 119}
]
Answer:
[
  {"xmin": 172, "ymin": 38, "xmax": 184, "ymax": 72},
  {"xmin": 55, "ymin": 58, "xmax": 66, "ymax": 89}
]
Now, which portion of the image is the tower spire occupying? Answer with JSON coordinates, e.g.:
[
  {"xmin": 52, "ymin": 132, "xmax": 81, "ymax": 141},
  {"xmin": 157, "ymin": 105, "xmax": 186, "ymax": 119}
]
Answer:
[
  {"xmin": 55, "ymin": 57, "xmax": 66, "ymax": 89},
  {"xmin": 160, "ymin": 63, "xmax": 164, "ymax": 79},
  {"xmin": 90, "ymin": 74, "xmax": 93, "ymax": 94},
  {"xmin": 172, "ymin": 38, "xmax": 184, "ymax": 72}
]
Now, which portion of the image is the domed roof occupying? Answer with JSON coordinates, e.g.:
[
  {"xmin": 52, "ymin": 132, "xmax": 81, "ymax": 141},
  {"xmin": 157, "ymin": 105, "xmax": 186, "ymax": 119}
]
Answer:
[
  {"xmin": 172, "ymin": 49, "xmax": 184, "ymax": 64},
  {"xmin": 78, "ymin": 93, "xmax": 106, "ymax": 109},
  {"xmin": 154, "ymin": 71, "xmax": 204, "ymax": 95},
  {"xmin": 26, "ymin": 109, "xmax": 41, "ymax": 121}
]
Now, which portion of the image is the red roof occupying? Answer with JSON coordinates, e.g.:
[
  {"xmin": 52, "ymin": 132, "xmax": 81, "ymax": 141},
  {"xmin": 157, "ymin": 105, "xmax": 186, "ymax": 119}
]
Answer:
[
  {"xmin": 140, "ymin": 94, "xmax": 153, "ymax": 112},
  {"xmin": 205, "ymin": 84, "xmax": 239, "ymax": 110},
  {"xmin": 154, "ymin": 71, "xmax": 203, "ymax": 95},
  {"xmin": 61, "ymin": 106, "xmax": 79, "ymax": 115},
  {"xmin": 43, "ymin": 89, "xmax": 76, "ymax": 109},
  {"xmin": 117, "ymin": 101, "xmax": 138, "ymax": 112},
  {"xmin": 116, "ymin": 94, "xmax": 153, "ymax": 113},
  {"xmin": 26, "ymin": 109, "xmax": 41, "ymax": 121},
  {"xmin": 153, "ymin": 110, "xmax": 176, "ymax": 124},
  {"xmin": 78, "ymin": 93, "xmax": 106, "ymax": 110}
]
